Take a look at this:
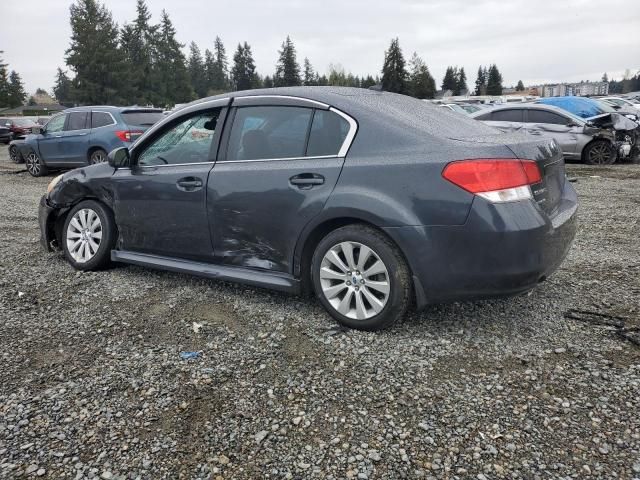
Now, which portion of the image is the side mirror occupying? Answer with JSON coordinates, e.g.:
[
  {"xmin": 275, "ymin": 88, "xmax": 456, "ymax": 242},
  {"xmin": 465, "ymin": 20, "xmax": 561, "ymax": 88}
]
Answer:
[
  {"xmin": 107, "ymin": 147, "xmax": 130, "ymax": 168},
  {"xmin": 32, "ymin": 125, "xmax": 43, "ymax": 135}
]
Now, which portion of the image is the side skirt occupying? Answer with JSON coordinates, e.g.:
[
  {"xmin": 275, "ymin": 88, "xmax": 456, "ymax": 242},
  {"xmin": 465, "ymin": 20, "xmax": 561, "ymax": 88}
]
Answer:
[{"xmin": 111, "ymin": 250, "xmax": 301, "ymax": 294}]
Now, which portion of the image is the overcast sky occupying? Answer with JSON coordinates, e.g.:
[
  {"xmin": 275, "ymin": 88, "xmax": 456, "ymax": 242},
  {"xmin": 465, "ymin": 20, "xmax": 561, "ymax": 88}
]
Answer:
[{"xmin": 2, "ymin": 0, "xmax": 639, "ymax": 95}]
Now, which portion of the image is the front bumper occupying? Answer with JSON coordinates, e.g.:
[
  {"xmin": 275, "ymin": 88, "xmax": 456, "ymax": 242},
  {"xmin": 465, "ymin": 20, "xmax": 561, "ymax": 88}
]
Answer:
[
  {"xmin": 385, "ymin": 180, "xmax": 578, "ymax": 308},
  {"xmin": 38, "ymin": 195, "xmax": 59, "ymax": 251}
]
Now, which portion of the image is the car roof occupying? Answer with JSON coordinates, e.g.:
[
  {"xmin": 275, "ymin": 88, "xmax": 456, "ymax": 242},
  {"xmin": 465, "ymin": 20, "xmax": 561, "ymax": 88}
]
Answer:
[
  {"xmin": 62, "ymin": 106, "xmax": 163, "ymax": 113},
  {"xmin": 469, "ymin": 103, "xmax": 586, "ymax": 123}
]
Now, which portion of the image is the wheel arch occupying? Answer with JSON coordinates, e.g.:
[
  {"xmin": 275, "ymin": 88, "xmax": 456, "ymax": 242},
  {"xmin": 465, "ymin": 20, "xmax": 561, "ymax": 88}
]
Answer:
[{"xmin": 87, "ymin": 145, "xmax": 108, "ymax": 162}]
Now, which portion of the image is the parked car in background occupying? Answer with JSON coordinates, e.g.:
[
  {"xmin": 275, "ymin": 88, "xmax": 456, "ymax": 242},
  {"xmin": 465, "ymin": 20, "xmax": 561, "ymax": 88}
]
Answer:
[
  {"xmin": 39, "ymin": 87, "xmax": 577, "ymax": 331},
  {"xmin": 0, "ymin": 124, "xmax": 11, "ymax": 144},
  {"xmin": 439, "ymin": 103, "xmax": 469, "ymax": 114},
  {"xmin": 0, "ymin": 117, "xmax": 37, "ymax": 141},
  {"xmin": 8, "ymin": 139, "xmax": 25, "ymax": 163},
  {"xmin": 471, "ymin": 103, "xmax": 634, "ymax": 165},
  {"xmin": 16, "ymin": 106, "xmax": 163, "ymax": 176},
  {"xmin": 601, "ymin": 96, "xmax": 640, "ymax": 111},
  {"xmin": 457, "ymin": 103, "xmax": 484, "ymax": 114},
  {"xmin": 537, "ymin": 96, "xmax": 639, "ymax": 124}
]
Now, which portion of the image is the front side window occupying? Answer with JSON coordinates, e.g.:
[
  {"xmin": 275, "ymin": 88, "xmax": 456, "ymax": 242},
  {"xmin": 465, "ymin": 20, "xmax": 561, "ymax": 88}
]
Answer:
[
  {"xmin": 45, "ymin": 114, "xmax": 66, "ymax": 133},
  {"xmin": 91, "ymin": 112, "xmax": 114, "ymax": 128},
  {"xmin": 491, "ymin": 109, "xmax": 524, "ymax": 122},
  {"xmin": 527, "ymin": 110, "xmax": 570, "ymax": 125},
  {"xmin": 137, "ymin": 110, "xmax": 220, "ymax": 166},
  {"xmin": 226, "ymin": 106, "xmax": 313, "ymax": 161},
  {"xmin": 307, "ymin": 110, "xmax": 349, "ymax": 156},
  {"xmin": 66, "ymin": 111, "xmax": 89, "ymax": 131}
]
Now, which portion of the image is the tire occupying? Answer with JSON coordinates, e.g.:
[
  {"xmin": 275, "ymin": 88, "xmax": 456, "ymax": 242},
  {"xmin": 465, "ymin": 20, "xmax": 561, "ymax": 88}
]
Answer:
[
  {"xmin": 62, "ymin": 200, "xmax": 117, "ymax": 271},
  {"xmin": 311, "ymin": 224, "xmax": 411, "ymax": 331},
  {"xmin": 89, "ymin": 148, "xmax": 108, "ymax": 165},
  {"xmin": 25, "ymin": 151, "xmax": 48, "ymax": 177},
  {"xmin": 9, "ymin": 144, "xmax": 23, "ymax": 163},
  {"xmin": 583, "ymin": 140, "xmax": 616, "ymax": 165}
]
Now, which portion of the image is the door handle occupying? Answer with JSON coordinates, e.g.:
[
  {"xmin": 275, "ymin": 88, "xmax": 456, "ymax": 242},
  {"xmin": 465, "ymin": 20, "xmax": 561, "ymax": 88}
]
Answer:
[
  {"xmin": 176, "ymin": 176, "xmax": 203, "ymax": 192},
  {"xmin": 290, "ymin": 173, "xmax": 325, "ymax": 188}
]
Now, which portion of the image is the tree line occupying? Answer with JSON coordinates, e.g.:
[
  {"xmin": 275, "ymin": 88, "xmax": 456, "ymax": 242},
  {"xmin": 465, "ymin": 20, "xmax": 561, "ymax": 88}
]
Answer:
[{"xmin": 0, "ymin": 51, "xmax": 27, "ymax": 108}]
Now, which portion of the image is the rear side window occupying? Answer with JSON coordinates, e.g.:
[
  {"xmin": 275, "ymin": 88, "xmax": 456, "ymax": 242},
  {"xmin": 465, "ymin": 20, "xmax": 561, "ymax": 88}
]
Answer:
[
  {"xmin": 527, "ymin": 110, "xmax": 570, "ymax": 125},
  {"xmin": 121, "ymin": 111, "xmax": 163, "ymax": 127},
  {"xmin": 91, "ymin": 112, "xmax": 114, "ymax": 128},
  {"xmin": 490, "ymin": 109, "xmax": 524, "ymax": 122},
  {"xmin": 226, "ymin": 106, "xmax": 313, "ymax": 161},
  {"xmin": 307, "ymin": 110, "xmax": 350, "ymax": 156},
  {"xmin": 66, "ymin": 111, "xmax": 89, "ymax": 131}
]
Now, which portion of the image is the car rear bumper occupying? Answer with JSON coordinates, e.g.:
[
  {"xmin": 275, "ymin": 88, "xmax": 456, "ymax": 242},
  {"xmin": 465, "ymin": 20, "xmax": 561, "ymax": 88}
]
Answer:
[{"xmin": 384, "ymin": 180, "xmax": 578, "ymax": 308}]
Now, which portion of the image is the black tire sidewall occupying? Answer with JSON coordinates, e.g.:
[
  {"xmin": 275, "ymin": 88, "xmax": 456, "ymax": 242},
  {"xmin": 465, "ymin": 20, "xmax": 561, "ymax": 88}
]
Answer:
[
  {"xmin": 585, "ymin": 140, "xmax": 615, "ymax": 165},
  {"xmin": 90, "ymin": 149, "xmax": 107, "ymax": 165},
  {"xmin": 311, "ymin": 225, "xmax": 410, "ymax": 331},
  {"xmin": 62, "ymin": 200, "xmax": 116, "ymax": 271}
]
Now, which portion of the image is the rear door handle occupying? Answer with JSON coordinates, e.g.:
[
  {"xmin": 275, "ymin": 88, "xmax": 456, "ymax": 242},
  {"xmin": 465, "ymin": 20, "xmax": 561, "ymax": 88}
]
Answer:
[
  {"xmin": 176, "ymin": 176, "xmax": 203, "ymax": 192},
  {"xmin": 290, "ymin": 173, "xmax": 325, "ymax": 188}
]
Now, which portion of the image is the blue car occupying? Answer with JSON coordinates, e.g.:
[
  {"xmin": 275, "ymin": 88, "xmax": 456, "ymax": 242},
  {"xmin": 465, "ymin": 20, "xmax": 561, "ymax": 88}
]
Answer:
[{"xmin": 18, "ymin": 106, "xmax": 163, "ymax": 176}]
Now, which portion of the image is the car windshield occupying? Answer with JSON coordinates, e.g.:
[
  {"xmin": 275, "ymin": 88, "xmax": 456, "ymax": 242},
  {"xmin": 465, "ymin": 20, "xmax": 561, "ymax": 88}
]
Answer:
[
  {"xmin": 13, "ymin": 118, "xmax": 37, "ymax": 127},
  {"xmin": 121, "ymin": 111, "xmax": 164, "ymax": 127}
]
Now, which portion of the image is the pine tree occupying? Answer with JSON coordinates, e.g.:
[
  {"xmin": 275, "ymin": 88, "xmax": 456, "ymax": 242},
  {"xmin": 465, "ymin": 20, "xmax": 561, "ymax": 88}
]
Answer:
[
  {"xmin": 474, "ymin": 66, "xmax": 487, "ymax": 95},
  {"xmin": 441, "ymin": 66, "xmax": 458, "ymax": 93},
  {"xmin": 303, "ymin": 58, "xmax": 316, "ymax": 86},
  {"xmin": 231, "ymin": 42, "xmax": 257, "ymax": 91},
  {"xmin": 486, "ymin": 64, "xmax": 503, "ymax": 95},
  {"xmin": 155, "ymin": 10, "xmax": 193, "ymax": 106},
  {"xmin": 188, "ymin": 42, "xmax": 206, "ymax": 98},
  {"xmin": 408, "ymin": 53, "xmax": 436, "ymax": 99},
  {"xmin": 210, "ymin": 36, "xmax": 229, "ymax": 92},
  {"xmin": 0, "ymin": 51, "xmax": 10, "ymax": 107},
  {"xmin": 516, "ymin": 80, "xmax": 525, "ymax": 91},
  {"xmin": 263, "ymin": 75, "xmax": 274, "ymax": 88},
  {"xmin": 274, "ymin": 36, "xmax": 301, "ymax": 87},
  {"xmin": 455, "ymin": 67, "xmax": 467, "ymax": 95},
  {"xmin": 53, "ymin": 68, "xmax": 73, "ymax": 106},
  {"xmin": 602, "ymin": 73, "xmax": 608, "ymax": 83},
  {"xmin": 7, "ymin": 71, "xmax": 26, "ymax": 108},
  {"xmin": 361, "ymin": 75, "xmax": 376, "ymax": 89},
  {"xmin": 381, "ymin": 38, "xmax": 407, "ymax": 94},
  {"xmin": 65, "ymin": 0, "xmax": 129, "ymax": 105}
]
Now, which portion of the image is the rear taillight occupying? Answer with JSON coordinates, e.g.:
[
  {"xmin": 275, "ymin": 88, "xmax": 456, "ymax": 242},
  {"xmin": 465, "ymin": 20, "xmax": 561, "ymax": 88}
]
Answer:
[
  {"xmin": 442, "ymin": 159, "xmax": 542, "ymax": 203},
  {"xmin": 115, "ymin": 130, "xmax": 144, "ymax": 142}
]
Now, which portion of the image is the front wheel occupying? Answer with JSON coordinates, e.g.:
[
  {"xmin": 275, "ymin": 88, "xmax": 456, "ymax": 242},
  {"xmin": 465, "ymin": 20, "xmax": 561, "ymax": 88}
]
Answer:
[
  {"xmin": 62, "ymin": 200, "xmax": 116, "ymax": 271},
  {"xmin": 311, "ymin": 225, "xmax": 411, "ymax": 331},
  {"xmin": 25, "ymin": 152, "xmax": 48, "ymax": 177},
  {"xmin": 583, "ymin": 140, "xmax": 615, "ymax": 165},
  {"xmin": 9, "ymin": 144, "xmax": 23, "ymax": 163},
  {"xmin": 89, "ymin": 149, "xmax": 108, "ymax": 165}
]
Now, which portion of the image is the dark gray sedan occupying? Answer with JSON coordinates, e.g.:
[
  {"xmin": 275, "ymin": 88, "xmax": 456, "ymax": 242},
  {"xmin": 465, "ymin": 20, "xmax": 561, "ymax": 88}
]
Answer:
[{"xmin": 39, "ymin": 87, "xmax": 577, "ymax": 330}]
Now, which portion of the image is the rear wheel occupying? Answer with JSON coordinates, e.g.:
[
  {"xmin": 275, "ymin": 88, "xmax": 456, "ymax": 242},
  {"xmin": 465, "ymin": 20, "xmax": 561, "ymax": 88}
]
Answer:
[
  {"xmin": 9, "ymin": 144, "xmax": 23, "ymax": 163},
  {"xmin": 311, "ymin": 225, "xmax": 411, "ymax": 331},
  {"xmin": 25, "ymin": 152, "xmax": 48, "ymax": 177},
  {"xmin": 583, "ymin": 140, "xmax": 615, "ymax": 165},
  {"xmin": 62, "ymin": 200, "xmax": 116, "ymax": 271},
  {"xmin": 89, "ymin": 148, "xmax": 108, "ymax": 165}
]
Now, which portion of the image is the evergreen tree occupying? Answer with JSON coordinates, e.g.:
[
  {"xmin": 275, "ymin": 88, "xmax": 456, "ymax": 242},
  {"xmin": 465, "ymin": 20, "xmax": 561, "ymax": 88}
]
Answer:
[
  {"xmin": 317, "ymin": 74, "xmax": 329, "ymax": 86},
  {"xmin": 408, "ymin": 53, "xmax": 436, "ymax": 99},
  {"xmin": 203, "ymin": 48, "xmax": 216, "ymax": 94},
  {"xmin": 53, "ymin": 67, "xmax": 74, "ymax": 106},
  {"xmin": 231, "ymin": 42, "xmax": 257, "ymax": 91},
  {"xmin": 0, "ymin": 51, "xmax": 8, "ymax": 107},
  {"xmin": 381, "ymin": 38, "xmax": 407, "ymax": 94},
  {"xmin": 65, "ymin": 0, "xmax": 129, "ymax": 105},
  {"xmin": 516, "ymin": 80, "xmax": 525, "ymax": 91},
  {"xmin": 303, "ymin": 58, "xmax": 316, "ymax": 86},
  {"xmin": 263, "ymin": 75, "xmax": 274, "ymax": 88},
  {"xmin": 188, "ymin": 42, "xmax": 206, "ymax": 98},
  {"xmin": 361, "ymin": 75, "xmax": 376, "ymax": 89},
  {"xmin": 474, "ymin": 66, "xmax": 487, "ymax": 95},
  {"xmin": 441, "ymin": 66, "xmax": 458, "ymax": 93},
  {"xmin": 455, "ymin": 67, "xmax": 467, "ymax": 95},
  {"xmin": 274, "ymin": 36, "xmax": 301, "ymax": 87},
  {"xmin": 7, "ymin": 71, "xmax": 26, "ymax": 107},
  {"xmin": 602, "ymin": 72, "xmax": 608, "ymax": 83},
  {"xmin": 210, "ymin": 36, "xmax": 229, "ymax": 92},
  {"xmin": 486, "ymin": 64, "xmax": 503, "ymax": 95},
  {"xmin": 155, "ymin": 10, "xmax": 193, "ymax": 106}
]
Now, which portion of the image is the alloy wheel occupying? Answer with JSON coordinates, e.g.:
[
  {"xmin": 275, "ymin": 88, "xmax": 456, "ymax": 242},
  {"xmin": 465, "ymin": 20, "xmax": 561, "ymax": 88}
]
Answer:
[
  {"xmin": 589, "ymin": 143, "xmax": 612, "ymax": 165},
  {"xmin": 26, "ymin": 153, "xmax": 41, "ymax": 175},
  {"xmin": 319, "ymin": 241, "xmax": 390, "ymax": 320},
  {"xmin": 9, "ymin": 146, "xmax": 19, "ymax": 163},
  {"xmin": 66, "ymin": 208, "xmax": 103, "ymax": 263},
  {"xmin": 90, "ymin": 150, "xmax": 106, "ymax": 164}
]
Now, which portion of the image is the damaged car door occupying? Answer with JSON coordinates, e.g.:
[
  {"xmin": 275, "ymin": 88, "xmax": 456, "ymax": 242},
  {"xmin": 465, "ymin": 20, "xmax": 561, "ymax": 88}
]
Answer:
[{"xmin": 523, "ymin": 109, "xmax": 583, "ymax": 160}]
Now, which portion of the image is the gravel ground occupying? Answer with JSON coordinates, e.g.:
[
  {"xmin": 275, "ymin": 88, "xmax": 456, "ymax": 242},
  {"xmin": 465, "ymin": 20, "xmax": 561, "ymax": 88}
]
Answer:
[{"xmin": 0, "ymin": 148, "xmax": 639, "ymax": 480}]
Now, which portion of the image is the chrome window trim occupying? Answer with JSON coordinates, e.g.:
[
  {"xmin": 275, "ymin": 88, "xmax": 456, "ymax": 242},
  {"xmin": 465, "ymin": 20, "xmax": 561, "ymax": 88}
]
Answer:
[
  {"xmin": 89, "ymin": 111, "xmax": 117, "ymax": 130},
  {"xmin": 234, "ymin": 95, "xmax": 329, "ymax": 108},
  {"xmin": 136, "ymin": 161, "xmax": 216, "ymax": 169},
  {"xmin": 330, "ymin": 107, "xmax": 358, "ymax": 158},
  {"xmin": 222, "ymin": 155, "xmax": 339, "ymax": 164}
]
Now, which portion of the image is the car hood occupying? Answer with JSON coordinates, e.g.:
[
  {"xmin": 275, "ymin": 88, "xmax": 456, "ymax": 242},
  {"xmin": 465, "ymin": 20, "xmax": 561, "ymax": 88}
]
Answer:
[{"xmin": 586, "ymin": 112, "xmax": 639, "ymax": 131}]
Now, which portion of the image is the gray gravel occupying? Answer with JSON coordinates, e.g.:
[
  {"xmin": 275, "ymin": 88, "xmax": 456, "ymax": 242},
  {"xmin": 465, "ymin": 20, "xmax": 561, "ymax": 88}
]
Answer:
[{"xmin": 0, "ymin": 148, "xmax": 639, "ymax": 479}]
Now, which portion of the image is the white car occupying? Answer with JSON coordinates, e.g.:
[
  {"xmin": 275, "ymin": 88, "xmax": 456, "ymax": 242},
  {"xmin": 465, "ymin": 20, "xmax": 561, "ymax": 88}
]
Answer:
[{"xmin": 602, "ymin": 96, "xmax": 640, "ymax": 111}]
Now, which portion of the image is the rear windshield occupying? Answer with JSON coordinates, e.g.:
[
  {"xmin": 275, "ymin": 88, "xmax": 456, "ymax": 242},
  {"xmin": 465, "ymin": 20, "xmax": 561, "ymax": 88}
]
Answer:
[{"xmin": 120, "ymin": 111, "xmax": 164, "ymax": 127}]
